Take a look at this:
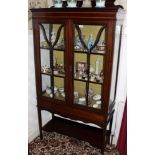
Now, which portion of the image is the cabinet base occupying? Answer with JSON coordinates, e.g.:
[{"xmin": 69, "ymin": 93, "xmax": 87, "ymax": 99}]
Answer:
[{"xmin": 42, "ymin": 115, "xmax": 110, "ymax": 149}]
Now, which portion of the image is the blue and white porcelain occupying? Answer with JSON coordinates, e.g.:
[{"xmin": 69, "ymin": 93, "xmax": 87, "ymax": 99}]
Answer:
[{"xmin": 87, "ymin": 34, "xmax": 94, "ymax": 50}]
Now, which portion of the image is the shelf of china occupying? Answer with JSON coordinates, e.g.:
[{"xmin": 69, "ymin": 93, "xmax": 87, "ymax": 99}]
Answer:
[{"xmin": 40, "ymin": 46, "xmax": 106, "ymax": 55}]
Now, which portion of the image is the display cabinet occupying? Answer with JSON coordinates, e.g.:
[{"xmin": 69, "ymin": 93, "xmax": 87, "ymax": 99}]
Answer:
[{"xmin": 31, "ymin": 5, "xmax": 123, "ymax": 154}]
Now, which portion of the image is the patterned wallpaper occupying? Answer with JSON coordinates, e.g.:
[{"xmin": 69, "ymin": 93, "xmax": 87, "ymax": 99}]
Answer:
[{"xmin": 28, "ymin": 0, "xmax": 53, "ymax": 29}]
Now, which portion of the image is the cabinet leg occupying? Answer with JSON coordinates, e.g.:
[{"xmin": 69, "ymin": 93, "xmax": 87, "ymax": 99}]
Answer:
[
  {"xmin": 101, "ymin": 127, "xmax": 106, "ymax": 155},
  {"xmin": 37, "ymin": 107, "xmax": 43, "ymax": 140}
]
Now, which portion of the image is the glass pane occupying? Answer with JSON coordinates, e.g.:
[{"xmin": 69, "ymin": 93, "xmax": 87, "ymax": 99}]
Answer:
[
  {"xmin": 53, "ymin": 50, "xmax": 65, "ymax": 77},
  {"xmin": 89, "ymin": 55, "xmax": 104, "ymax": 84},
  {"xmin": 42, "ymin": 74, "xmax": 53, "ymax": 98},
  {"xmin": 74, "ymin": 25, "xmax": 106, "ymax": 54},
  {"xmin": 74, "ymin": 81, "xmax": 86, "ymax": 106},
  {"xmin": 40, "ymin": 24, "xmax": 50, "ymax": 49},
  {"xmin": 73, "ymin": 24, "xmax": 106, "ymax": 110},
  {"xmin": 40, "ymin": 24, "xmax": 64, "ymax": 50},
  {"xmin": 88, "ymin": 83, "xmax": 102, "ymax": 109},
  {"xmin": 54, "ymin": 77, "xmax": 65, "ymax": 101},
  {"xmin": 40, "ymin": 23, "xmax": 65, "ymax": 101}
]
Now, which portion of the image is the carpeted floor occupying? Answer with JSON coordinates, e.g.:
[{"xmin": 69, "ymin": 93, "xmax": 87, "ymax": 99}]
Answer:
[{"xmin": 29, "ymin": 131, "xmax": 119, "ymax": 155}]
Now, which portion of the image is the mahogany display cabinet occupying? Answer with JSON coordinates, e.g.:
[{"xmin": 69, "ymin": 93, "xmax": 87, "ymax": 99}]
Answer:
[{"xmin": 31, "ymin": 5, "xmax": 123, "ymax": 154}]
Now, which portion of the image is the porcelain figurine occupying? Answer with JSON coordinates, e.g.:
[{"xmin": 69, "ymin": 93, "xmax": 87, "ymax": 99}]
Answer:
[
  {"xmin": 100, "ymin": 70, "xmax": 104, "ymax": 79},
  {"xmin": 96, "ymin": 0, "xmax": 105, "ymax": 7},
  {"xmin": 89, "ymin": 64, "xmax": 95, "ymax": 73},
  {"xmin": 90, "ymin": 75, "xmax": 95, "ymax": 81},
  {"xmin": 41, "ymin": 41, "xmax": 48, "ymax": 48},
  {"xmin": 46, "ymin": 87, "xmax": 52, "ymax": 94},
  {"xmin": 87, "ymin": 34, "xmax": 94, "ymax": 50},
  {"xmin": 86, "ymin": 88, "xmax": 94, "ymax": 100},
  {"xmin": 82, "ymin": 0, "xmax": 91, "ymax": 7},
  {"xmin": 96, "ymin": 75, "xmax": 102, "ymax": 82},
  {"xmin": 51, "ymin": 31, "xmax": 56, "ymax": 45},
  {"xmin": 75, "ymin": 35, "xmax": 86, "ymax": 50},
  {"xmin": 75, "ymin": 35, "xmax": 82, "ymax": 50},
  {"xmin": 49, "ymin": 93, "xmax": 53, "ymax": 98},
  {"xmin": 61, "ymin": 92, "xmax": 65, "ymax": 98},
  {"xmin": 67, "ymin": 0, "xmax": 77, "ymax": 7},
  {"xmin": 95, "ymin": 57, "xmax": 99, "ymax": 75},
  {"xmin": 42, "ymin": 65, "xmax": 49, "ymax": 73},
  {"xmin": 97, "ymin": 40, "xmax": 102, "ymax": 47}
]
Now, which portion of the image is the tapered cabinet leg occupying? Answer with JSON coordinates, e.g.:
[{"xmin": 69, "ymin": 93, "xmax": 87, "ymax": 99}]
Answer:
[
  {"xmin": 37, "ymin": 106, "xmax": 43, "ymax": 140},
  {"xmin": 101, "ymin": 126, "xmax": 106, "ymax": 155}
]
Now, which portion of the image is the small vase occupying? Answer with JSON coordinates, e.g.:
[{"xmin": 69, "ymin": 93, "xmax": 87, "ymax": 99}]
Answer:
[
  {"xmin": 87, "ymin": 34, "xmax": 94, "ymax": 50},
  {"xmin": 67, "ymin": 0, "xmax": 77, "ymax": 7},
  {"xmin": 96, "ymin": 0, "xmax": 105, "ymax": 7},
  {"xmin": 54, "ymin": 0, "xmax": 63, "ymax": 7}
]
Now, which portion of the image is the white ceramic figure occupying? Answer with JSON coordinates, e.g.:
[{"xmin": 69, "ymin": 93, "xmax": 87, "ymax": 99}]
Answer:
[
  {"xmin": 51, "ymin": 31, "xmax": 56, "ymax": 44},
  {"xmin": 42, "ymin": 65, "xmax": 49, "ymax": 73},
  {"xmin": 86, "ymin": 88, "xmax": 94, "ymax": 100},
  {"xmin": 50, "ymin": 93, "xmax": 53, "ymax": 98},
  {"xmin": 82, "ymin": 0, "xmax": 92, "ymax": 7},
  {"xmin": 95, "ymin": 57, "xmax": 99, "ymax": 75},
  {"xmin": 67, "ymin": 0, "xmax": 77, "ymax": 7},
  {"xmin": 89, "ymin": 64, "xmax": 95, "ymax": 73},
  {"xmin": 96, "ymin": 0, "xmax": 105, "ymax": 7},
  {"xmin": 46, "ymin": 87, "xmax": 52, "ymax": 94}
]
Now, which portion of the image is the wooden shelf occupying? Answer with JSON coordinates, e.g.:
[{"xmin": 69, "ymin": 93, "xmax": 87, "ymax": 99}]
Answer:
[
  {"xmin": 74, "ymin": 50, "xmax": 105, "ymax": 56},
  {"xmin": 42, "ymin": 92, "xmax": 65, "ymax": 101},
  {"xmin": 41, "ymin": 72, "xmax": 65, "ymax": 78},
  {"xmin": 74, "ymin": 99, "xmax": 101, "ymax": 110},
  {"xmin": 74, "ymin": 77, "xmax": 103, "ymax": 85},
  {"xmin": 40, "ymin": 46, "xmax": 65, "ymax": 51}
]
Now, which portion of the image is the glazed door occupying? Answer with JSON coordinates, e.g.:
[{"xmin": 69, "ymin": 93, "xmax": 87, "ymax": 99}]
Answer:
[
  {"xmin": 34, "ymin": 20, "xmax": 69, "ymax": 103},
  {"xmin": 69, "ymin": 20, "xmax": 112, "ymax": 113}
]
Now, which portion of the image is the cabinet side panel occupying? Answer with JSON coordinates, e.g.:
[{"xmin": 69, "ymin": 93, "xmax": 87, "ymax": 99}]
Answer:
[{"xmin": 109, "ymin": 25, "xmax": 121, "ymax": 107}]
